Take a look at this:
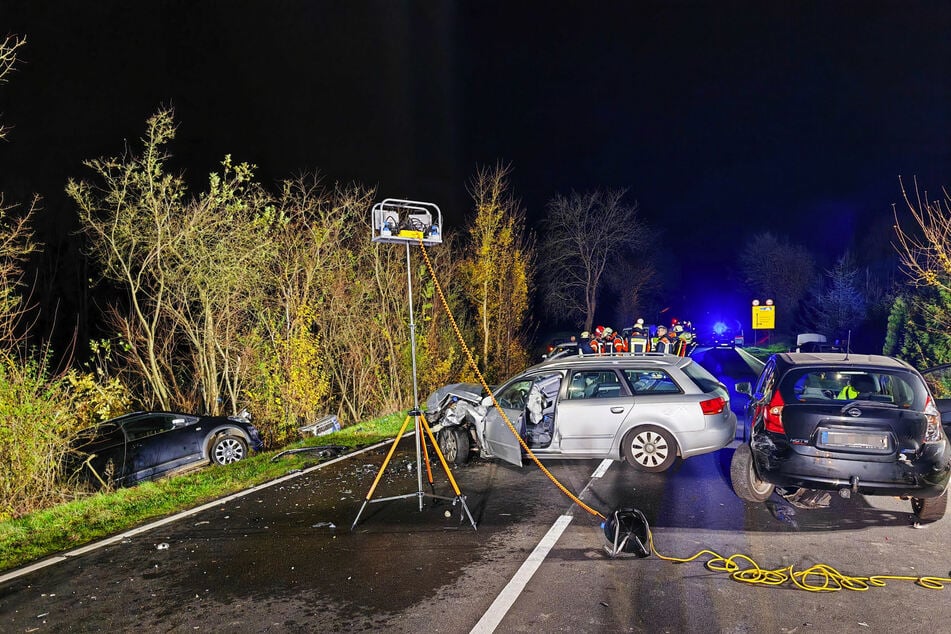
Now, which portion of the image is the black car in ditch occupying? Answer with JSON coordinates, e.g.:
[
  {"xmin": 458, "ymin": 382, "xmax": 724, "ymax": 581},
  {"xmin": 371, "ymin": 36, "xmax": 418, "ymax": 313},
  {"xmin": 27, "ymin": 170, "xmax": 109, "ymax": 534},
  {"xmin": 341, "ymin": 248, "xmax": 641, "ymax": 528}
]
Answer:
[
  {"xmin": 69, "ymin": 410, "xmax": 264, "ymax": 488},
  {"xmin": 731, "ymin": 353, "xmax": 951, "ymax": 523}
]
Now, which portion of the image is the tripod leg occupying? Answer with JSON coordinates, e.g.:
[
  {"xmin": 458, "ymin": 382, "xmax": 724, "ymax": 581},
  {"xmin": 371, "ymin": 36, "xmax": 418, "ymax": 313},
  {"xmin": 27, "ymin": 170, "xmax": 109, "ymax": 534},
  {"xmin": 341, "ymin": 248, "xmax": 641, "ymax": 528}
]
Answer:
[
  {"xmin": 420, "ymin": 414, "xmax": 478, "ymax": 530},
  {"xmin": 351, "ymin": 414, "xmax": 412, "ymax": 531},
  {"xmin": 418, "ymin": 412, "xmax": 463, "ymax": 496},
  {"xmin": 418, "ymin": 416, "xmax": 436, "ymax": 495}
]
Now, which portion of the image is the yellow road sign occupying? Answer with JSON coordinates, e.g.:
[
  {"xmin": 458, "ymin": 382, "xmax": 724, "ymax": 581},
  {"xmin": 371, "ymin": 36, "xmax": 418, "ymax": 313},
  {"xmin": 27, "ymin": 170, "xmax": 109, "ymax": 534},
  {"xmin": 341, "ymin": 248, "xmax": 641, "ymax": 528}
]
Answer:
[{"xmin": 752, "ymin": 305, "xmax": 776, "ymax": 330}]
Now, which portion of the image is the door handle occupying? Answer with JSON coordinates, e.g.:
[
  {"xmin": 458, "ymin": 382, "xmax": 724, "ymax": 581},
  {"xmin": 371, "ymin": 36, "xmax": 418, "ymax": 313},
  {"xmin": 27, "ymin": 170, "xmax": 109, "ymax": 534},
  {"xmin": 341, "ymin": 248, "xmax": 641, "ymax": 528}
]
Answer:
[{"xmin": 611, "ymin": 407, "xmax": 625, "ymax": 414}]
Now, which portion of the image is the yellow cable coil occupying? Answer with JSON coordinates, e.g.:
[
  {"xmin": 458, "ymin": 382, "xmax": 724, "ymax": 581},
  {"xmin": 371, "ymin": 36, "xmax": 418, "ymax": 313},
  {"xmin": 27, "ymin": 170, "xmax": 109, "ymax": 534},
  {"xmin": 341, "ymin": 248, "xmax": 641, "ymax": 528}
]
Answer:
[{"xmin": 649, "ymin": 530, "xmax": 951, "ymax": 591}]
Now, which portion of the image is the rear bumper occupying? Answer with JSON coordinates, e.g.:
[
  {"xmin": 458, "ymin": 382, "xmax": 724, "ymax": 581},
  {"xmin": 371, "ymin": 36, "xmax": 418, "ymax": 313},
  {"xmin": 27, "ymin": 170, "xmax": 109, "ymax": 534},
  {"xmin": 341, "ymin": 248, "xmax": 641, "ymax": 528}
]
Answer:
[
  {"xmin": 751, "ymin": 433, "xmax": 951, "ymax": 498},
  {"xmin": 678, "ymin": 413, "xmax": 737, "ymax": 458}
]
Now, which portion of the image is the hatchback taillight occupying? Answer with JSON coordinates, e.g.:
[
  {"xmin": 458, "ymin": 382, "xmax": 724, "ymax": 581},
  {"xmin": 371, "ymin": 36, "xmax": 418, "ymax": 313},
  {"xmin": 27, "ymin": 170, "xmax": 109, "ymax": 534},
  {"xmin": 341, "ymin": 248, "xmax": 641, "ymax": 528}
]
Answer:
[
  {"xmin": 763, "ymin": 390, "xmax": 785, "ymax": 434},
  {"xmin": 924, "ymin": 396, "xmax": 944, "ymax": 443},
  {"xmin": 700, "ymin": 396, "xmax": 726, "ymax": 415}
]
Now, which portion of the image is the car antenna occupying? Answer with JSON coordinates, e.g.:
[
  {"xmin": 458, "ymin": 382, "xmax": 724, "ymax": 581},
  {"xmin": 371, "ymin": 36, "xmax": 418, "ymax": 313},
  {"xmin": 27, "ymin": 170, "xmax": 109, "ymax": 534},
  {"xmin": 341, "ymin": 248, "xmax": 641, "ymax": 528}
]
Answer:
[{"xmin": 844, "ymin": 330, "xmax": 851, "ymax": 360}]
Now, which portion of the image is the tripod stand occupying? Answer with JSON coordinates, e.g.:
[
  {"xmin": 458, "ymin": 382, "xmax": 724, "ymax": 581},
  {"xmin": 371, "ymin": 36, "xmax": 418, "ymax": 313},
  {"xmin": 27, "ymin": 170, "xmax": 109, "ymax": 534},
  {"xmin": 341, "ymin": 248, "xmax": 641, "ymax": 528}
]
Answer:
[{"xmin": 351, "ymin": 233, "xmax": 476, "ymax": 531}]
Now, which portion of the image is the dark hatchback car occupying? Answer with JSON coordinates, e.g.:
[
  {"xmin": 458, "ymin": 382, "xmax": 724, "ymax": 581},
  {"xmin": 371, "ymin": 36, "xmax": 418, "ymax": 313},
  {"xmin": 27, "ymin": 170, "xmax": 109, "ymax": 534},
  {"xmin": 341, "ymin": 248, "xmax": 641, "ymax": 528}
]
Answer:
[
  {"xmin": 69, "ymin": 411, "xmax": 264, "ymax": 488},
  {"xmin": 731, "ymin": 353, "xmax": 951, "ymax": 523}
]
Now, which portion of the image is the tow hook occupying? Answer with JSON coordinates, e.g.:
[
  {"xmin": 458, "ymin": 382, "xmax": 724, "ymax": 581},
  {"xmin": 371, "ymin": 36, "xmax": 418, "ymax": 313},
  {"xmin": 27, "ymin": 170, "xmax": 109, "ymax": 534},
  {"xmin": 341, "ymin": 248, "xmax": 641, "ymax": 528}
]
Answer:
[{"xmin": 840, "ymin": 476, "xmax": 859, "ymax": 498}]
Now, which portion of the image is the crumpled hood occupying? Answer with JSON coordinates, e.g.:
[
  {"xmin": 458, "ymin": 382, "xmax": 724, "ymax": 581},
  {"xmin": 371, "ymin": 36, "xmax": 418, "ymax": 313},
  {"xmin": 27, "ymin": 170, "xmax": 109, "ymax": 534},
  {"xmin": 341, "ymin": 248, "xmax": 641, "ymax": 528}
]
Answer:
[{"xmin": 425, "ymin": 383, "xmax": 484, "ymax": 412}]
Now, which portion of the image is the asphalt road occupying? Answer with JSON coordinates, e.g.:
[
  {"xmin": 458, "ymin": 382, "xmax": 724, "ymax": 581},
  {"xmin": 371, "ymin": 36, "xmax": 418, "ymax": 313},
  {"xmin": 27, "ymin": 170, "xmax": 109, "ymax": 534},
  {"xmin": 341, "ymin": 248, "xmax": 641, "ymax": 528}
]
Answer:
[{"xmin": 3, "ymin": 347, "xmax": 951, "ymax": 632}]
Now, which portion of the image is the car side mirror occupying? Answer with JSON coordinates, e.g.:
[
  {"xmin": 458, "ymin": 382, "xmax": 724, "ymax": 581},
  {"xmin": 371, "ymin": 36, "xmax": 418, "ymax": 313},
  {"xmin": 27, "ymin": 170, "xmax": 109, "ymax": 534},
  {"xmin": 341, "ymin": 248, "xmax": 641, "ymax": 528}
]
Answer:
[
  {"xmin": 735, "ymin": 382, "xmax": 752, "ymax": 396},
  {"xmin": 481, "ymin": 395, "xmax": 494, "ymax": 408}
]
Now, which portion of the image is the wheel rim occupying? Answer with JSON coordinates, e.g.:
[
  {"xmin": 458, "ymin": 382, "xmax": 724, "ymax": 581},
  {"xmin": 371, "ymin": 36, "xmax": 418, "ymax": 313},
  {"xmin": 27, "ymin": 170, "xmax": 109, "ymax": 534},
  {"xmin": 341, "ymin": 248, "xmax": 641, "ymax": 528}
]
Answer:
[
  {"xmin": 629, "ymin": 430, "xmax": 670, "ymax": 468},
  {"xmin": 214, "ymin": 437, "xmax": 245, "ymax": 464},
  {"xmin": 442, "ymin": 431, "xmax": 458, "ymax": 462}
]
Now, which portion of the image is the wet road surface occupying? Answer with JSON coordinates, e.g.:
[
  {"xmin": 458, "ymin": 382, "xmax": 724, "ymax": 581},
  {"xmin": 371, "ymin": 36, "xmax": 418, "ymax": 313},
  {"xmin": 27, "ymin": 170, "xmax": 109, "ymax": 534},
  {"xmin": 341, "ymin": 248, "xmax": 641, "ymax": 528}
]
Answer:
[{"xmin": 3, "ymin": 348, "xmax": 951, "ymax": 631}]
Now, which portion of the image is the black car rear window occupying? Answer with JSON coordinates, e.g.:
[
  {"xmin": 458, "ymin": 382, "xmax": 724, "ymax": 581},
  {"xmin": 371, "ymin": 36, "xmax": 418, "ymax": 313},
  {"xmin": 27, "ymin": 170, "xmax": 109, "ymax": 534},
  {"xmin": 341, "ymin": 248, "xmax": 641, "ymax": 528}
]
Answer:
[{"xmin": 782, "ymin": 368, "xmax": 928, "ymax": 410}]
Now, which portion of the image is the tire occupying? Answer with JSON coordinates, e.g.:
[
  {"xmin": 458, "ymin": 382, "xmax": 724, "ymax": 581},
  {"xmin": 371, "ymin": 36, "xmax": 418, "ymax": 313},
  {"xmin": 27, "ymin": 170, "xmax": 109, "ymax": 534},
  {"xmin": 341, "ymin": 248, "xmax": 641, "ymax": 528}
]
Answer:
[
  {"xmin": 439, "ymin": 427, "xmax": 471, "ymax": 466},
  {"xmin": 210, "ymin": 434, "xmax": 248, "ymax": 465},
  {"xmin": 730, "ymin": 444, "xmax": 774, "ymax": 502},
  {"xmin": 622, "ymin": 425, "xmax": 678, "ymax": 472},
  {"xmin": 911, "ymin": 491, "xmax": 948, "ymax": 523}
]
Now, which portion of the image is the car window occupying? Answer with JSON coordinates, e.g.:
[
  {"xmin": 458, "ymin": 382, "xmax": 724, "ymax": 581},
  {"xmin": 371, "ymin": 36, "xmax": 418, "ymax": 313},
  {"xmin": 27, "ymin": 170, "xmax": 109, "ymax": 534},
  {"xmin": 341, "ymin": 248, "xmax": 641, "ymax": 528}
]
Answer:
[
  {"xmin": 498, "ymin": 373, "xmax": 563, "ymax": 409},
  {"xmin": 681, "ymin": 362, "xmax": 724, "ymax": 395},
  {"xmin": 754, "ymin": 359, "xmax": 777, "ymax": 400},
  {"xmin": 567, "ymin": 370, "xmax": 625, "ymax": 399},
  {"xmin": 784, "ymin": 369, "xmax": 925, "ymax": 409},
  {"xmin": 122, "ymin": 415, "xmax": 177, "ymax": 441},
  {"xmin": 497, "ymin": 379, "xmax": 535, "ymax": 409},
  {"xmin": 623, "ymin": 369, "xmax": 681, "ymax": 394}
]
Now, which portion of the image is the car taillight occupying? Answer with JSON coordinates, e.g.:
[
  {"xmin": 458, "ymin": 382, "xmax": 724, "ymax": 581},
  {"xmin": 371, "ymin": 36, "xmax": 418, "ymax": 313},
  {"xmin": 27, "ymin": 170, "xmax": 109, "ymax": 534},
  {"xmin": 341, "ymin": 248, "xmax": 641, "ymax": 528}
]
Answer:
[
  {"xmin": 764, "ymin": 390, "xmax": 785, "ymax": 434},
  {"xmin": 924, "ymin": 396, "xmax": 944, "ymax": 443},
  {"xmin": 699, "ymin": 396, "xmax": 726, "ymax": 415}
]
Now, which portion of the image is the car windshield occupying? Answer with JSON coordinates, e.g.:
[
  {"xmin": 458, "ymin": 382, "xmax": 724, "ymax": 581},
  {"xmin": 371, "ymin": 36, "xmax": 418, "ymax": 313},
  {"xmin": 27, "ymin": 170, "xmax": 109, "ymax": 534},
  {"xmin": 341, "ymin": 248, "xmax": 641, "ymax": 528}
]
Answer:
[{"xmin": 783, "ymin": 368, "xmax": 928, "ymax": 409}]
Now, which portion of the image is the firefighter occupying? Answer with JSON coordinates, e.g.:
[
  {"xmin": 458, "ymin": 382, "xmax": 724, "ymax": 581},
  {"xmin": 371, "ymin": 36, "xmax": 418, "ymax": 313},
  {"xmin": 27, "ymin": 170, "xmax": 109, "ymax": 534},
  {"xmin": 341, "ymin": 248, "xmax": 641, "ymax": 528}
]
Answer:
[
  {"xmin": 630, "ymin": 318, "xmax": 649, "ymax": 353},
  {"xmin": 678, "ymin": 321, "xmax": 696, "ymax": 356},
  {"xmin": 579, "ymin": 331, "xmax": 595, "ymax": 355},
  {"xmin": 653, "ymin": 325, "xmax": 678, "ymax": 354},
  {"xmin": 604, "ymin": 327, "xmax": 628, "ymax": 353},
  {"xmin": 591, "ymin": 325, "xmax": 607, "ymax": 354},
  {"xmin": 672, "ymin": 324, "xmax": 687, "ymax": 356}
]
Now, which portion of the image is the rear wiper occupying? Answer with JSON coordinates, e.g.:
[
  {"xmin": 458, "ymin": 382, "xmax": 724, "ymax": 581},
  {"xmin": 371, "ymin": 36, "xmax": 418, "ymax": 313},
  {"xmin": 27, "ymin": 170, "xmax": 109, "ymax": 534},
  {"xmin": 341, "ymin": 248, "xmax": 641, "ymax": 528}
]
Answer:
[{"xmin": 839, "ymin": 399, "xmax": 898, "ymax": 412}]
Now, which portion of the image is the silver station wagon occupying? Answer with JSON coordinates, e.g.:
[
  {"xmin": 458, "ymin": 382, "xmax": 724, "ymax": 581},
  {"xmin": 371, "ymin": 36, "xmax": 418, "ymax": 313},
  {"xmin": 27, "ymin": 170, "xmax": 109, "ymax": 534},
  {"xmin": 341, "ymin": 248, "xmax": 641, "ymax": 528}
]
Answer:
[{"xmin": 426, "ymin": 353, "xmax": 737, "ymax": 472}]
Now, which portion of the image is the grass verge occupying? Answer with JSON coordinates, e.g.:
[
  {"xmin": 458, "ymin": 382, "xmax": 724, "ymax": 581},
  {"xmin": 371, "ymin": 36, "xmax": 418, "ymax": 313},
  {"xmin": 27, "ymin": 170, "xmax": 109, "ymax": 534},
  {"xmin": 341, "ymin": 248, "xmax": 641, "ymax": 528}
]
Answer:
[{"xmin": 0, "ymin": 412, "xmax": 406, "ymax": 574}]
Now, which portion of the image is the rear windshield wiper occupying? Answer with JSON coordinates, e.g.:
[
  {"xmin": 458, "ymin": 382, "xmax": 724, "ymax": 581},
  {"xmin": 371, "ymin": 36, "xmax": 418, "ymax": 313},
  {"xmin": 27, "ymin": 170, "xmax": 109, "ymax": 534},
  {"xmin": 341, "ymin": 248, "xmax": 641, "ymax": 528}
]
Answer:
[{"xmin": 839, "ymin": 399, "xmax": 898, "ymax": 412}]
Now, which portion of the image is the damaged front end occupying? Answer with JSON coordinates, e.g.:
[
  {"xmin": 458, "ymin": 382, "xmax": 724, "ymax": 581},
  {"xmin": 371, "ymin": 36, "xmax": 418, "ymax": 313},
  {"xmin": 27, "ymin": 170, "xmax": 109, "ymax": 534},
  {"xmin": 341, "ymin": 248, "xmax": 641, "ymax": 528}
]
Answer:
[{"xmin": 425, "ymin": 383, "xmax": 494, "ymax": 464}]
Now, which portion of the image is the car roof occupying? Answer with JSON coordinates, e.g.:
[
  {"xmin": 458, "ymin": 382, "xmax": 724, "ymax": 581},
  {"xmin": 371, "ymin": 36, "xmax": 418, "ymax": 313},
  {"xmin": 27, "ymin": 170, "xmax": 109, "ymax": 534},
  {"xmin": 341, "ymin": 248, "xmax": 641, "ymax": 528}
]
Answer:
[
  {"xmin": 772, "ymin": 352, "xmax": 915, "ymax": 372},
  {"xmin": 529, "ymin": 352, "xmax": 691, "ymax": 372}
]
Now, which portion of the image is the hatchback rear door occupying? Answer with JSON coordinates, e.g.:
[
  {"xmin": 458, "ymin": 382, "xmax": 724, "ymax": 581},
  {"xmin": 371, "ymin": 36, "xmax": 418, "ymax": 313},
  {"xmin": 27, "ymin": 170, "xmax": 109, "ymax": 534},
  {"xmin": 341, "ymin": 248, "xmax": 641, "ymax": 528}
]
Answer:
[{"xmin": 781, "ymin": 369, "xmax": 927, "ymax": 457}]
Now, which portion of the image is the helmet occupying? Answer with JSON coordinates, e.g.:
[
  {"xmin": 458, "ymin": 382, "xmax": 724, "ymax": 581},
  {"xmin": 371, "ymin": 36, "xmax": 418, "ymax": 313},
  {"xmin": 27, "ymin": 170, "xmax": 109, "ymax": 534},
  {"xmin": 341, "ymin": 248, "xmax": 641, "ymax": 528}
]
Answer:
[
  {"xmin": 604, "ymin": 327, "xmax": 614, "ymax": 337},
  {"xmin": 635, "ymin": 318, "xmax": 644, "ymax": 325},
  {"xmin": 594, "ymin": 326, "xmax": 605, "ymax": 337},
  {"xmin": 581, "ymin": 331, "xmax": 590, "ymax": 339},
  {"xmin": 674, "ymin": 325, "xmax": 683, "ymax": 333}
]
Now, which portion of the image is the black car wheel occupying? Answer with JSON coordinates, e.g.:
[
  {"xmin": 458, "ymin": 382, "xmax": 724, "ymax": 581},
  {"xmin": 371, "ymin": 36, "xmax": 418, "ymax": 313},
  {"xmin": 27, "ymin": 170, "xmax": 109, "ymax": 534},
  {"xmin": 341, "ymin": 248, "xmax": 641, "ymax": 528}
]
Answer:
[
  {"xmin": 439, "ymin": 427, "xmax": 471, "ymax": 466},
  {"xmin": 622, "ymin": 426, "xmax": 678, "ymax": 472},
  {"xmin": 210, "ymin": 434, "xmax": 248, "ymax": 465},
  {"xmin": 911, "ymin": 492, "xmax": 948, "ymax": 523},
  {"xmin": 730, "ymin": 444, "xmax": 775, "ymax": 502}
]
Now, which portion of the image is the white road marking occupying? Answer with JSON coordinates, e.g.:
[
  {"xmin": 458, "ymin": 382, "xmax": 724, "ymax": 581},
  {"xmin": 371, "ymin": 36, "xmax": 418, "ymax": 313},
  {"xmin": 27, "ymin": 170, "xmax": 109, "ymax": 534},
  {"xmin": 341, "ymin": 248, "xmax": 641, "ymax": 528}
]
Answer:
[
  {"xmin": 470, "ymin": 459, "xmax": 614, "ymax": 633},
  {"xmin": 592, "ymin": 457, "xmax": 613, "ymax": 478}
]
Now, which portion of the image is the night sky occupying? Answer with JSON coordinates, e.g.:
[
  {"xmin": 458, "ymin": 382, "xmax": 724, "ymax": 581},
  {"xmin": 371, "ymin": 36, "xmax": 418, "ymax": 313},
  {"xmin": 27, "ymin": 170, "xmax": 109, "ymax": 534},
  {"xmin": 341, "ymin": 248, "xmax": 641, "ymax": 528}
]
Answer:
[{"xmin": 1, "ymin": 2, "xmax": 950, "ymax": 335}]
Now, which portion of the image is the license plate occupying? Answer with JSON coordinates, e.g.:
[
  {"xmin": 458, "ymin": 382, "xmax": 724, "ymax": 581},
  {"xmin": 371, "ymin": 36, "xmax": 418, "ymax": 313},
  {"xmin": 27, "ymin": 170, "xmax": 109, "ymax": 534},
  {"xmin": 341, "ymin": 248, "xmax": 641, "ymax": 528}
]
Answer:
[{"xmin": 818, "ymin": 429, "xmax": 890, "ymax": 451}]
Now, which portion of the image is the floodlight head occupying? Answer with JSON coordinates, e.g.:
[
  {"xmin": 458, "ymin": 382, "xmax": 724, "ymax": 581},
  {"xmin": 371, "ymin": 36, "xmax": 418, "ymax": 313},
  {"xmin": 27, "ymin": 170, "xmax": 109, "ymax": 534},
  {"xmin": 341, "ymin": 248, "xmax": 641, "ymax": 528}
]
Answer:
[{"xmin": 371, "ymin": 198, "xmax": 443, "ymax": 245}]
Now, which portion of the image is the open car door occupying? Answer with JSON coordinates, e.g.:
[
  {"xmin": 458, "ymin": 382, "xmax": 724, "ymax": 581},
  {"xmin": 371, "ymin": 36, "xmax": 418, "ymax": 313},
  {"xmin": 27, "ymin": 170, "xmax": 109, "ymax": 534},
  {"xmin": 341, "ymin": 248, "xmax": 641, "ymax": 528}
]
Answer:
[
  {"xmin": 482, "ymin": 405, "xmax": 524, "ymax": 467},
  {"xmin": 481, "ymin": 372, "xmax": 564, "ymax": 466}
]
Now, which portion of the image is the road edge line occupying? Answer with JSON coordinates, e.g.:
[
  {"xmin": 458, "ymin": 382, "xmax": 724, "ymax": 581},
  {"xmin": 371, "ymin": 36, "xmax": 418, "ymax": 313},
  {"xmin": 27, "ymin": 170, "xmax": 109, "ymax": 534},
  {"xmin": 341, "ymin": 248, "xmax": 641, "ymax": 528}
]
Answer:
[{"xmin": 0, "ymin": 438, "xmax": 396, "ymax": 585}]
